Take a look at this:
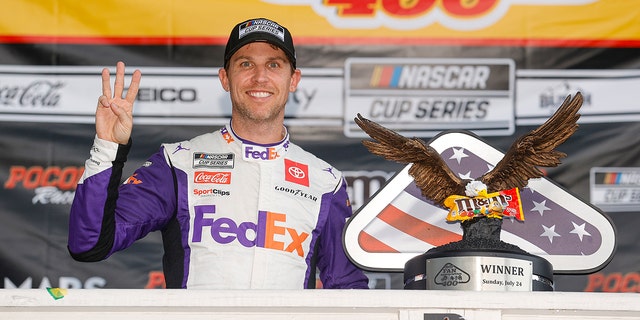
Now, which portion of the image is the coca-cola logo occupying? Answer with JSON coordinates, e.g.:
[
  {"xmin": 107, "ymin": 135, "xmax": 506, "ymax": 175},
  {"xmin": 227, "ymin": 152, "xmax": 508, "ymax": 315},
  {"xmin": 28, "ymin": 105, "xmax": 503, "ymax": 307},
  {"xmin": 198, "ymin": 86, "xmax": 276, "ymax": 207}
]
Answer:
[
  {"xmin": 194, "ymin": 171, "xmax": 231, "ymax": 184},
  {"xmin": 0, "ymin": 80, "xmax": 64, "ymax": 108}
]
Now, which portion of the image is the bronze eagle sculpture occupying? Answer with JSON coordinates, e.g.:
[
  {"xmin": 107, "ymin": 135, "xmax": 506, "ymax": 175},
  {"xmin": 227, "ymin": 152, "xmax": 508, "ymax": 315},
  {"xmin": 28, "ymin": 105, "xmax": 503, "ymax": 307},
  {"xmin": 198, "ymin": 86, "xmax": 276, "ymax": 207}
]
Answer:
[{"xmin": 354, "ymin": 92, "xmax": 583, "ymax": 210}]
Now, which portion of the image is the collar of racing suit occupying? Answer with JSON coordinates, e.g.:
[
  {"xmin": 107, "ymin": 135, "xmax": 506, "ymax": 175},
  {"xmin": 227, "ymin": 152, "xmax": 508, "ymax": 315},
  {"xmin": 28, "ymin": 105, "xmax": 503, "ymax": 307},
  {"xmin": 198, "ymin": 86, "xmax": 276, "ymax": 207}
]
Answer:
[{"xmin": 224, "ymin": 121, "xmax": 290, "ymax": 162}]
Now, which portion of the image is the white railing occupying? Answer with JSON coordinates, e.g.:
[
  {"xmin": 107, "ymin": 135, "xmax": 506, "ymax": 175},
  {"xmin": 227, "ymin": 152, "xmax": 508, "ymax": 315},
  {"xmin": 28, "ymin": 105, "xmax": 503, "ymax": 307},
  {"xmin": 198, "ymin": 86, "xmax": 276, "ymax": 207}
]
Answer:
[{"xmin": 1, "ymin": 289, "xmax": 640, "ymax": 319}]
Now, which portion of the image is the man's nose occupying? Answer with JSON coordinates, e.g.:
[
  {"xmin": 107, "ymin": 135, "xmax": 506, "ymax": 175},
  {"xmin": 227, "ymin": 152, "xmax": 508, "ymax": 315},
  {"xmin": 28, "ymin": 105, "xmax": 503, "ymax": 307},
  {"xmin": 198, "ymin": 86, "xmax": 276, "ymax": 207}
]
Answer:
[{"xmin": 251, "ymin": 65, "xmax": 268, "ymax": 82}]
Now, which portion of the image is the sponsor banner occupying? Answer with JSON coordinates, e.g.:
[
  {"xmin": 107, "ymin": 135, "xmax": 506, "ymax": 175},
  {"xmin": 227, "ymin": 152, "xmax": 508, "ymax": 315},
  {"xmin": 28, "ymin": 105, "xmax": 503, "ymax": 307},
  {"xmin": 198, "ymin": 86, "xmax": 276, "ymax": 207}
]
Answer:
[
  {"xmin": 0, "ymin": 122, "xmax": 165, "ymax": 289},
  {"xmin": 1, "ymin": 0, "xmax": 639, "ymax": 293},
  {"xmin": 0, "ymin": 120, "xmax": 636, "ymax": 290},
  {"xmin": 2, "ymin": 64, "xmax": 640, "ymax": 130},
  {"xmin": 590, "ymin": 167, "xmax": 640, "ymax": 212},
  {"xmin": 0, "ymin": 66, "xmax": 343, "ymax": 126},
  {"xmin": 343, "ymin": 58, "xmax": 516, "ymax": 138},
  {"xmin": 516, "ymin": 69, "xmax": 640, "ymax": 125},
  {"xmin": 3, "ymin": 165, "xmax": 83, "ymax": 205},
  {"xmin": 3, "ymin": 1, "xmax": 640, "ymax": 45}
]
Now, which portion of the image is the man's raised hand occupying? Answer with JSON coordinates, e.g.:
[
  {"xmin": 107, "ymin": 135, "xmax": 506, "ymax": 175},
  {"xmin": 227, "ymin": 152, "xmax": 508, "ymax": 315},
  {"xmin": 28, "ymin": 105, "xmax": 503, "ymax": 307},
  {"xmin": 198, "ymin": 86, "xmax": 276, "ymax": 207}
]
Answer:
[{"xmin": 95, "ymin": 61, "xmax": 142, "ymax": 145}]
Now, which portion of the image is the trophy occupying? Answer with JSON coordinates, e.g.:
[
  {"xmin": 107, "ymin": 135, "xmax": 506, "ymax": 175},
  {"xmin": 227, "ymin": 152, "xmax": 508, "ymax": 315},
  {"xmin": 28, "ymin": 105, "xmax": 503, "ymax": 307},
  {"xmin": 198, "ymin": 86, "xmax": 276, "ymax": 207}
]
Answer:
[{"xmin": 354, "ymin": 92, "xmax": 583, "ymax": 291}]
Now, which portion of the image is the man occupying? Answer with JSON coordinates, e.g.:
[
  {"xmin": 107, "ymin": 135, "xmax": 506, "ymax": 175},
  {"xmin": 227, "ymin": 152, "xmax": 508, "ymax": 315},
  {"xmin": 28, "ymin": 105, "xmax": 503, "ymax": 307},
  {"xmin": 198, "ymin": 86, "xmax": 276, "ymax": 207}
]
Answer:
[{"xmin": 68, "ymin": 17, "xmax": 369, "ymax": 289}]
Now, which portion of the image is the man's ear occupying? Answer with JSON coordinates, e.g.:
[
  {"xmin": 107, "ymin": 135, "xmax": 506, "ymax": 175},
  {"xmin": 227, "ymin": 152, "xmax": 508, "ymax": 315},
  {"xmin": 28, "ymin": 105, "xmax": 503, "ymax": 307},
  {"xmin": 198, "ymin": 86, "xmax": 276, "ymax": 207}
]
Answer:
[
  {"xmin": 219, "ymin": 68, "xmax": 230, "ymax": 92},
  {"xmin": 289, "ymin": 69, "xmax": 301, "ymax": 92}
]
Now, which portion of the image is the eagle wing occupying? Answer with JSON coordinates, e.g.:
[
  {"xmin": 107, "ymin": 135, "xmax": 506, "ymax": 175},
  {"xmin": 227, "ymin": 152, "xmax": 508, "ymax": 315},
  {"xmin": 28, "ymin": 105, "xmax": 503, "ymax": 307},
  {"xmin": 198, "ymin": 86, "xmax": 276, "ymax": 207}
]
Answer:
[
  {"xmin": 354, "ymin": 113, "xmax": 466, "ymax": 207},
  {"xmin": 480, "ymin": 92, "xmax": 583, "ymax": 192}
]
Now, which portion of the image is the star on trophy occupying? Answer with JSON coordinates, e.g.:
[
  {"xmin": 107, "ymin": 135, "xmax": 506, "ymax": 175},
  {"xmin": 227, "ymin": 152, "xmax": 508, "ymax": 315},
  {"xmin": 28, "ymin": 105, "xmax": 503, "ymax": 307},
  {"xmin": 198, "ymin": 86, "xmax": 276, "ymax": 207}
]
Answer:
[{"xmin": 354, "ymin": 92, "xmax": 583, "ymax": 291}]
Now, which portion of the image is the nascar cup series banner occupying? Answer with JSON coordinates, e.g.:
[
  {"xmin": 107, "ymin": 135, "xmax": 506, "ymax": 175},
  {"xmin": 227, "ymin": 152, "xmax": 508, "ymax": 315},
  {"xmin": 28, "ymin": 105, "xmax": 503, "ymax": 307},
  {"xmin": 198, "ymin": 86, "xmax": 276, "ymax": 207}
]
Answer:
[{"xmin": 1, "ymin": 0, "xmax": 640, "ymax": 292}]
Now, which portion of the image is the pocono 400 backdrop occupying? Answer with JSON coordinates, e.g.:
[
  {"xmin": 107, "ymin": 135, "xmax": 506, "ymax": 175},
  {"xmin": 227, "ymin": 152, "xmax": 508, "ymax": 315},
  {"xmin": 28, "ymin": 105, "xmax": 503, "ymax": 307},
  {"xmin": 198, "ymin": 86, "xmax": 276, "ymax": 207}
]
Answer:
[{"xmin": 0, "ymin": 0, "xmax": 639, "ymax": 291}]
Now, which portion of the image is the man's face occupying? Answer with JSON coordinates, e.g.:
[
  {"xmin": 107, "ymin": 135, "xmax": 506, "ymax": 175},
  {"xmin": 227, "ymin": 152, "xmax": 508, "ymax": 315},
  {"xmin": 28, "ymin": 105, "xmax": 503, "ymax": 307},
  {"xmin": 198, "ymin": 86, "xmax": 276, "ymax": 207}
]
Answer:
[{"xmin": 219, "ymin": 42, "xmax": 301, "ymax": 123}]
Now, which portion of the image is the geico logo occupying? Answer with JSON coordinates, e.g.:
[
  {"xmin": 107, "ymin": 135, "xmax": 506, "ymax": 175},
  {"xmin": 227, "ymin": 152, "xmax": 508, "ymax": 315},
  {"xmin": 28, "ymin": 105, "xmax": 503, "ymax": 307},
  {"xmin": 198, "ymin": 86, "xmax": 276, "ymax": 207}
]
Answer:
[
  {"xmin": 244, "ymin": 146, "xmax": 279, "ymax": 160},
  {"xmin": 137, "ymin": 87, "xmax": 197, "ymax": 102},
  {"xmin": 193, "ymin": 188, "xmax": 230, "ymax": 196},
  {"xmin": 4, "ymin": 165, "xmax": 84, "ymax": 190},
  {"xmin": 192, "ymin": 205, "xmax": 309, "ymax": 257}
]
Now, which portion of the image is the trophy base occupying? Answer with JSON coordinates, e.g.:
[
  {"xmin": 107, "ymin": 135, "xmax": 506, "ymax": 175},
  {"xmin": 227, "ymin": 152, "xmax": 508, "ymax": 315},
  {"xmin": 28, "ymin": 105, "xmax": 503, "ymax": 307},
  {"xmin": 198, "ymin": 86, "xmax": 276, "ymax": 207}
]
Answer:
[{"xmin": 404, "ymin": 247, "xmax": 554, "ymax": 291}]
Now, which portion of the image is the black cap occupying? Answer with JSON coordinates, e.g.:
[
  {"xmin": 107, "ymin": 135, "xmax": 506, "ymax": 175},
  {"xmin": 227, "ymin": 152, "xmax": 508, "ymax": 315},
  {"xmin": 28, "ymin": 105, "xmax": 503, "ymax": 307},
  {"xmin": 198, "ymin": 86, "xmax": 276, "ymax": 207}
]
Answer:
[{"xmin": 224, "ymin": 18, "xmax": 296, "ymax": 69}]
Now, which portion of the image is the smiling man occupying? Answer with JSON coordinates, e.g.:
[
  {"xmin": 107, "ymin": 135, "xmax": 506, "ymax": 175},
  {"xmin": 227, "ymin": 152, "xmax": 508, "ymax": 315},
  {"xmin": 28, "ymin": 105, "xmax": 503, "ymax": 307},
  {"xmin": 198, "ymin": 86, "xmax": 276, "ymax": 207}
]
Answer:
[{"xmin": 67, "ymin": 17, "xmax": 369, "ymax": 290}]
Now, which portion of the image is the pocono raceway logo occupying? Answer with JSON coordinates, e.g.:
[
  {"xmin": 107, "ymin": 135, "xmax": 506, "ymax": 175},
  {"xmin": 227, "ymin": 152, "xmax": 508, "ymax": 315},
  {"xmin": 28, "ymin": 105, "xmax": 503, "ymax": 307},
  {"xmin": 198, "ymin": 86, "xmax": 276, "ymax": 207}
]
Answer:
[
  {"xmin": 584, "ymin": 272, "xmax": 640, "ymax": 292},
  {"xmin": 265, "ymin": 0, "xmax": 597, "ymax": 30},
  {"xmin": 4, "ymin": 165, "xmax": 83, "ymax": 205}
]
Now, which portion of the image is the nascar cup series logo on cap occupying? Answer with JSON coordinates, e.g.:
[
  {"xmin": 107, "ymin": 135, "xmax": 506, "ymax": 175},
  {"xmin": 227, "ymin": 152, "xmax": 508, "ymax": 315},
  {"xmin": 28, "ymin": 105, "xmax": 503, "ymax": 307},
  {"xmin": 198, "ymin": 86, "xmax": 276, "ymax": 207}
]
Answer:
[{"xmin": 239, "ymin": 19, "xmax": 286, "ymax": 42}]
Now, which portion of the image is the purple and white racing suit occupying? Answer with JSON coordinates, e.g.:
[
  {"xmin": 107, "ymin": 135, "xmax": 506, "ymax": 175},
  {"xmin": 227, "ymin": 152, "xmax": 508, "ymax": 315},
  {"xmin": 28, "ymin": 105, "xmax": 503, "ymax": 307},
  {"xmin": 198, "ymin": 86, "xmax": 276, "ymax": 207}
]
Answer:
[{"xmin": 68, "ymin": 123, "xmax": 369, "ymax": 289}]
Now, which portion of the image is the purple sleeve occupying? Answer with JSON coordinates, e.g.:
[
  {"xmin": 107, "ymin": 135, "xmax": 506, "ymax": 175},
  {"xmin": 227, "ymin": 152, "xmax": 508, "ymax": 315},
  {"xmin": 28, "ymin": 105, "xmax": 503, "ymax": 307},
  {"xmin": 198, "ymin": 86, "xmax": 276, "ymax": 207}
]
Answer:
[
  {"xmin": 316, "ymin": 178, "xmax": 369, "ymax": 289},
  {"xmin": 68, "ymin": 144, "xmax": 177, "ymax": 261}
]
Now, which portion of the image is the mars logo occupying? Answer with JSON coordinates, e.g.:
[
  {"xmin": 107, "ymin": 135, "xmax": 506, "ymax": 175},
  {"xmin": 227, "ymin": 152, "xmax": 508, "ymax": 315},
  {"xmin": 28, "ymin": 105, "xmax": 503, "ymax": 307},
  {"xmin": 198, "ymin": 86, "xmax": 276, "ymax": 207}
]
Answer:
[
  {"xmin": 343, "ymin": 131, "xmax": 616, "ymax": 273},
  {"xmin": 284, "ymin": 0, "xmax": 597, "ymax": 31}
]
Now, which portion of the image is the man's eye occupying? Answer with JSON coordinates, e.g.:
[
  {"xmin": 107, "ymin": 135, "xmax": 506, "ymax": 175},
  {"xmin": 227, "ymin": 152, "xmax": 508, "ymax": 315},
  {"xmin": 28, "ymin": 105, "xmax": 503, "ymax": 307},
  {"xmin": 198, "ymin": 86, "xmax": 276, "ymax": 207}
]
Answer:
[
  {"xmin": 268, "ymin": 62, "xmax": 280, "ymax": 68},
  {"xmin": 240, "ymin": 61, "xmax": 252, "ymax": 67}
]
